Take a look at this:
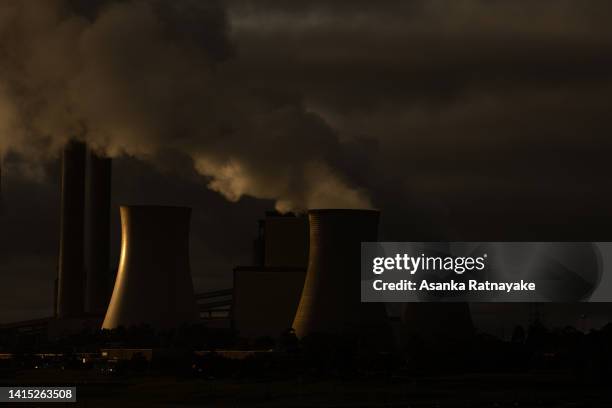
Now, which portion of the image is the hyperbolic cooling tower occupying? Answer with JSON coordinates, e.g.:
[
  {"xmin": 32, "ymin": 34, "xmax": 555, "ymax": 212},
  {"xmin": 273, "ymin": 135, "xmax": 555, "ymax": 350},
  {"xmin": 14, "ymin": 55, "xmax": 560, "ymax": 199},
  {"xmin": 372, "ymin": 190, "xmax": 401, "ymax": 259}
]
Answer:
[
  {"xmin": 57, "ymin": 140, "xmax": 87, "ymax": 318},
  {"xmin": 85, "ymin": 152, "xmax": 112, "ymax": 315},
  {"xmin": 102, "ymin": 206, "xmax": 199, "ymax": 330},
  {"xmin": 293, "ymin": 209, "xmax": 389, "ymax": 341}
]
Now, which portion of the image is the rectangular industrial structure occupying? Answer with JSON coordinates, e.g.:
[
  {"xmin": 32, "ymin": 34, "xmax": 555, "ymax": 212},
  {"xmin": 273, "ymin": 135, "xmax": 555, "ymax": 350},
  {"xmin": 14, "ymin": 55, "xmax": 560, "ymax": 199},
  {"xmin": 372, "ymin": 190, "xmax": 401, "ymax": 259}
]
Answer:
[
  {"xmin": 232, "ymin": 212, "xmax": 309, "ymax": 339},
  {"xmin": 232, "ymin": 267, "xmax": 306, "ymax": 339}
]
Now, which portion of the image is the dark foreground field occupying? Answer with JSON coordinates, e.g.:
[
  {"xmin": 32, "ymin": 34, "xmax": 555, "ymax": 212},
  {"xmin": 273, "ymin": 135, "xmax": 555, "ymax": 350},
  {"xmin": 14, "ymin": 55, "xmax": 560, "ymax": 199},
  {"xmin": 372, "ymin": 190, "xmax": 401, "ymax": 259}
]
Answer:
[{"xmin": 3, "ymin": 369, "xmax": 612, "ymax": 407}]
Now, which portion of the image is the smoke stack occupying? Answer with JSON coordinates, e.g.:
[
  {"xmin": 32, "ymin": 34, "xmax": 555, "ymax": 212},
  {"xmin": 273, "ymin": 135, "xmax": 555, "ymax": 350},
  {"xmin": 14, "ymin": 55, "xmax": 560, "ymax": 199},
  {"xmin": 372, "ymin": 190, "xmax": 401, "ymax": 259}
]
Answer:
[
  {"xmin": 57, "ymin": 140, "xmax": 86, "ymax": 318},
  {"xmin": 0, "ymin": 153, "xmax": 3, "ymax": 215},
  {"xmin": 85, "ymin": 151, "xmax": 112, "ymax": 315},
  {"xmin": 102, "ymin": 206, "xmax": 199, "ymax": 330},
  {"xmin": 293, "ymin": 209, "xmax": 389, "ymax": 342}
]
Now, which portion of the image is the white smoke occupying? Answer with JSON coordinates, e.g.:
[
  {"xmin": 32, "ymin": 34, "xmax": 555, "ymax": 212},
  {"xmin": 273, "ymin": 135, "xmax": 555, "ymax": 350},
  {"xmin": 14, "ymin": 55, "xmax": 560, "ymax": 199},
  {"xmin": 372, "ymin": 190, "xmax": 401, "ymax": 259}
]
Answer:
[{"xmin": 0, "ymin": 0, "xmax": 371, "ymax": 211}]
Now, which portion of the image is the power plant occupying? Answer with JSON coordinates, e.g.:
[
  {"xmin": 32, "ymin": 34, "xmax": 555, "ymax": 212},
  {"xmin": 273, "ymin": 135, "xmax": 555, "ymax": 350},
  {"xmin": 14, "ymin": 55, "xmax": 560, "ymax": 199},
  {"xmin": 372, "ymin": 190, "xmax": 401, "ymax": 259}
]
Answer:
[
  {"xmin": 292, "ymin": 210, "xmax": 390, "ymax": 343},
  {"xmin": 3, "ymin": 140, "xmax": 475, "ymax": 350},
  {"xmin": 232, "ymin": 212, "xmax": 308, "ymax": 338},
  {"xmin": 102, "ymin": 206, "xmax": 199, "ymax": 330}
]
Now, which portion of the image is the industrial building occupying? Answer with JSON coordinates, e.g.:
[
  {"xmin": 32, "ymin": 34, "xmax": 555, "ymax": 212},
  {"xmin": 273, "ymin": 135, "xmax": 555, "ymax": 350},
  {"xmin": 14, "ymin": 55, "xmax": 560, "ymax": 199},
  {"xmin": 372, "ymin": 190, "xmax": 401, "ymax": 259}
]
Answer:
[
  {"xmin": 232, "ymin": 266, "xmax": 305, "ymax": 339},
  {"xmin": 232, "ymin": 212, "xmax": 308, "ymax": 339},
  {"xmin": 1, "ymin": 139, "xmax": 474, "ymax": 349}
]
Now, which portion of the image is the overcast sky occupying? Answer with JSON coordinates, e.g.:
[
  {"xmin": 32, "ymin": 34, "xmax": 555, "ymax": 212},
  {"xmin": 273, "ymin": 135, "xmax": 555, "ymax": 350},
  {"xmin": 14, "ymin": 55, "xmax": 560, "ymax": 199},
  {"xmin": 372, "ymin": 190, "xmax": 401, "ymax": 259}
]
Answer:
[{"xmin": 1, "ymin": 0, "xmax": 612, "ymax": 330}]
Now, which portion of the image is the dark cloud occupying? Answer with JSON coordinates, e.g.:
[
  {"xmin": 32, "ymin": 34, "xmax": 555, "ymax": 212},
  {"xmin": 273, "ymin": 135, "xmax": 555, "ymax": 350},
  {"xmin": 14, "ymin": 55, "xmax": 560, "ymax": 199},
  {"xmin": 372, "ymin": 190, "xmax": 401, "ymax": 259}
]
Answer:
[{"xmin": 226, "ymin": 0, "xmax": 612, "ymax": 233}]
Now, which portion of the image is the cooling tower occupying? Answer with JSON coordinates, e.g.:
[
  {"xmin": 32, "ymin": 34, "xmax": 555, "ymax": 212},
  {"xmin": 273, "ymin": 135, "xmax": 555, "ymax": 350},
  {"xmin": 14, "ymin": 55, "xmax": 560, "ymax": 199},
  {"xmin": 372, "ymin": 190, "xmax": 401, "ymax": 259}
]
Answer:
[
  {"xmin": 102, "ymin": 206, "xmax": 199, "ymax": 330},
  {"xmin": 85, "ymin": 152, "xmax": 112, "ymax": 315},
  {"xmin": 293, "ymin": 209, "xmax": 389, "ymax": 341},
  {"xmin": 57, "ymin": 140, "xmax": 87, "ymax": 318}
]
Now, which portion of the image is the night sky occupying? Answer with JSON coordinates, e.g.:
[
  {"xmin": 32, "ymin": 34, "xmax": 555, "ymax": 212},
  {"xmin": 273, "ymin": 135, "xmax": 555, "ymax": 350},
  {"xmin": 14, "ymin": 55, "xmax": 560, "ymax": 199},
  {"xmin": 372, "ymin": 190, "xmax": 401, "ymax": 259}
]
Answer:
[{"xmin": 1, "ymin": 1, "xmax": 612, "ymax": 331}]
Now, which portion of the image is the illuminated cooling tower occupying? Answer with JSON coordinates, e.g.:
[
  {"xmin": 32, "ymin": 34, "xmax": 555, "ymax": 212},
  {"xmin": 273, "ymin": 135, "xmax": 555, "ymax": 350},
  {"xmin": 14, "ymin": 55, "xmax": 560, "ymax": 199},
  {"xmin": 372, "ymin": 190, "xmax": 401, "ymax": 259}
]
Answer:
[
  {"xmin": 293, "ymin": 209, "xmax": 389, "ymax": 340},
  {"xmin": 102, "ymin": 206, "xmax": 198, "ymax": 330}
]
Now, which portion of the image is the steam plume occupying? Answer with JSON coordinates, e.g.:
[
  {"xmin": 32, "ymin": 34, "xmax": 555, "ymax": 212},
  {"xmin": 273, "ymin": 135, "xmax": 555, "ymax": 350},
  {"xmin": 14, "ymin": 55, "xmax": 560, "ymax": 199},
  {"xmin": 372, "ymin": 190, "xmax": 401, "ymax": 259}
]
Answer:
[{"xmin": 0, "ymin": 0, "xmax": 371, "ymax": 211}]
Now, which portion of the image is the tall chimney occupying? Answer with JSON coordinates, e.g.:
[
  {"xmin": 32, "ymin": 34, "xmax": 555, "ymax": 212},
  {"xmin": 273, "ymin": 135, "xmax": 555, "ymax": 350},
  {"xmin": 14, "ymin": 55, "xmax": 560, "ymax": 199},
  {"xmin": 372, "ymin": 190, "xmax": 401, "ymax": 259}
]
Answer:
[
  {"xmin": 57, "ymin": 140, "xmax": 87, "ymax": 318},
  {"xmin": 102, "ymin": 206, "xmax": 199, "ymax": 330},
  {"xmin": 85, "ymin": 151, "xmax": 112, "ymax": 315},
  {"xmin": 0, "ymin": 152, "xmax": 4, "ymax": 215},
  {"xmin": 293, "ymin": 209, "xmax": 389, "ymax": 344}
]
